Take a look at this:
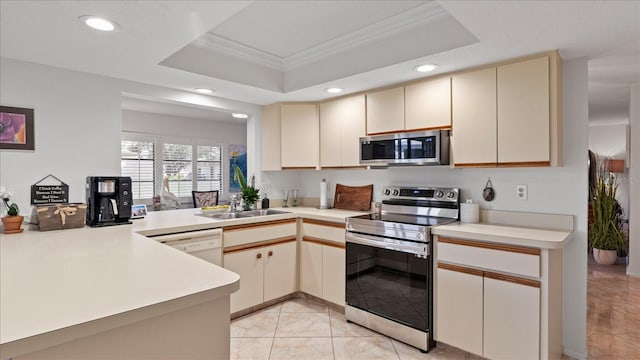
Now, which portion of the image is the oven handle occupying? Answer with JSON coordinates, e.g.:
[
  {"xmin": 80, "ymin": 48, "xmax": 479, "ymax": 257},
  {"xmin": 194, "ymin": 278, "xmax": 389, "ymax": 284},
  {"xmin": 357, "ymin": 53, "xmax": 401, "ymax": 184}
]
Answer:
[{"xmin": 346, "ymin": 232, "xmax": 429, "ymax": 258}]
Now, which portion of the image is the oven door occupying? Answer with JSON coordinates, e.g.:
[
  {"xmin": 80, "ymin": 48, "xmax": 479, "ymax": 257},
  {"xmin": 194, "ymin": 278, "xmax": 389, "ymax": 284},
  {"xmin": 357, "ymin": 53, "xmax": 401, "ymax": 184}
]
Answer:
[{"xmin": 345, "ymin": 232, "xmax": 432, "ymax": 332}]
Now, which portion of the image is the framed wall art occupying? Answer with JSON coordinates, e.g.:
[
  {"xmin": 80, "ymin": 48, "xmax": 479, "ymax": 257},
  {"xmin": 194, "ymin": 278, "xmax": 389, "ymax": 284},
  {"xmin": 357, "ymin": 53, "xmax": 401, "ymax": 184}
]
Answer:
[{"xmin": 0, "ymin": 106, "xmax": 34, "ymax": 150}]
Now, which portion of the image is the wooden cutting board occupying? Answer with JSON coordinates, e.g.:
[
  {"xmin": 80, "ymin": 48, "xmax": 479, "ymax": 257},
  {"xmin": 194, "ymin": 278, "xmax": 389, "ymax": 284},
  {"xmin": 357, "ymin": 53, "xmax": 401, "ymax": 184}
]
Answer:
[{"xmin": 333, "ymin": 184, "xmax": 373, "ymax": 211}]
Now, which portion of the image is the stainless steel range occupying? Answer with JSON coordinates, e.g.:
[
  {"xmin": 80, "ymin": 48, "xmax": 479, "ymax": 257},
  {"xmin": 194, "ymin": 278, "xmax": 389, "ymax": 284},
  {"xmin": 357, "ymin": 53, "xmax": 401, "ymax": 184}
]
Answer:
[{"xmin": 345, "ymin": 186, "xmax": 460, "ymax": 352}]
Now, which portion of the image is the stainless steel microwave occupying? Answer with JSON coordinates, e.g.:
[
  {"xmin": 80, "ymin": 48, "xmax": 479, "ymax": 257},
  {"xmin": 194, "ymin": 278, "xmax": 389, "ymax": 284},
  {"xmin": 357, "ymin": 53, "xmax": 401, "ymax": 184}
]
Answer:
[{"xmin": 359, "ymin": 130, "xmax": 450, "ymax": 166}]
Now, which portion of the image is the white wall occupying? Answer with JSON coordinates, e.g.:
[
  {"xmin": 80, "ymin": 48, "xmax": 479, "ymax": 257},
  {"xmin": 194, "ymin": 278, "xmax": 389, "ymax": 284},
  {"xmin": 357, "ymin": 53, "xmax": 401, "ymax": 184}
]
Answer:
[
  {"xmin": 628, "ymin": 85, "xmax": 640, "ymax": 276},
  {"xmin": 0, "ymin": 58, "xmax": 122, "ymax": 212},
  {"xmin": 258, "ymin": 59, "xmax": 590, "ymax": 358},
  {"xmin": 121, "ymin": 110, "xmax": 247, "ymax": 201}
]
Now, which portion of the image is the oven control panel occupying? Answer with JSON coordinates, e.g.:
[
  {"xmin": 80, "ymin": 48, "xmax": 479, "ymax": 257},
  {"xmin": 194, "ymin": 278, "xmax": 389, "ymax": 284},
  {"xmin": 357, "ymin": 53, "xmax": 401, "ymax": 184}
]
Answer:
[{"xmin": 382, "ymin": 186, "xmax": 459, "ymax": 202}]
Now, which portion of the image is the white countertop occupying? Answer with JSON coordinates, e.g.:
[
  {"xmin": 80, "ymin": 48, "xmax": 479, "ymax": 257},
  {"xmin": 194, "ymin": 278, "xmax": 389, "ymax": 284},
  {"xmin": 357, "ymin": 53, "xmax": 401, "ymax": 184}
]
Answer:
[
  {"xmin": 0, "ymin": 206, "xmax": 365, "ymax": 354},
  {"xmin": 432, "ymin": 222, "xmax": 573, "ymax": 249},
  {"xmin": 0, "ymin": 206, "xmax": 570, "ymax": 355}
]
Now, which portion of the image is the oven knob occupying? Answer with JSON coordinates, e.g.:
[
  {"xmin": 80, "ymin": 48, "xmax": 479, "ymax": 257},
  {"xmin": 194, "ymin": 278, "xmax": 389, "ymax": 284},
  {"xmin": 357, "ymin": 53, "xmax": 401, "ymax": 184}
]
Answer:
[
  {"xmin": 435, "ymin": 190, "xmax": 444, "ymax": 198},
  {"xmin": 384, "ymin": 189, "xmax": 391, "ymax": 196},
  {"xmin": 392, "ymin": 189, "xmax": 399, "ymax": 196},
  {"xmin": 447, "ymin": 191, "xmax": 456, "ymax": 199}
]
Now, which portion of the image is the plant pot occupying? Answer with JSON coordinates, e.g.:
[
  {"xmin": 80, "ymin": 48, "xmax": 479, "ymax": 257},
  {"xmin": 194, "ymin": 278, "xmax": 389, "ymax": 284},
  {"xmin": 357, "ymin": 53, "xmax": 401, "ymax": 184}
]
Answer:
[
  {"xmin": 592, "ymin": 248, "xmax": 618, "ymax": 265},
  {"xmin": 2, "ymin": 215, "xmax": 24, "ymax": 234}
]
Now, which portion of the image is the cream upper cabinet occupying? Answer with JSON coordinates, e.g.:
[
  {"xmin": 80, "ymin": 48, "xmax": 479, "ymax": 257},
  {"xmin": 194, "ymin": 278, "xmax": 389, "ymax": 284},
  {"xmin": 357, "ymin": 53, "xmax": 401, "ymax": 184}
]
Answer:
[
  {"xmin": 405, "ymin": 76, "xmax": 452, "ymax": 131},
  {"xmin": 280, "ymin": 104, "xmax": 319, "ymax": 168},
  {"xmin": 319, "ymin": 95, "xmax": 366, "ymax": 168},
  {"xmin": 261, "ymin": 103, "xmax": 281, "ymax": 171},
  {"xmin": 497, "ymin": 56, "xmax": 550, "ymax": 165},
  {"xmin": 366, "ymin": 87, "xmax": 404, "ymax": 135},
  {"xmin": 451, "ymin": 67, "xmax": 497, "ymax": 166}
]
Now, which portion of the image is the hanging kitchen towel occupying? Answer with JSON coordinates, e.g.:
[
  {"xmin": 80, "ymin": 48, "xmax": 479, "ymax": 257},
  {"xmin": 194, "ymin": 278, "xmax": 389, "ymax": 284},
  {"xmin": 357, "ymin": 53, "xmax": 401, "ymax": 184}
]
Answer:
[{"xmin": 333, "ymin": 184, "xmax": 373, "ymax": 211}]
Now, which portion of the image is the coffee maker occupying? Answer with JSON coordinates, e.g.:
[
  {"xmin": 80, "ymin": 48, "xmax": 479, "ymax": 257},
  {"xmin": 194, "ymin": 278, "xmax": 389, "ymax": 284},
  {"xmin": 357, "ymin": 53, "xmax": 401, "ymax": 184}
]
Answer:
[{"xmin": 86, "ymin": 176, "xmax": 133, "ymax": 227}]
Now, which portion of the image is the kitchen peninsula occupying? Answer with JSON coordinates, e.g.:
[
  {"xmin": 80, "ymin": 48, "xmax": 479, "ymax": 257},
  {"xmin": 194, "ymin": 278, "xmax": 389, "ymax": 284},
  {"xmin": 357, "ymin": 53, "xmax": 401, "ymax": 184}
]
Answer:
[{"xmin": 1, "ymin": 207, "xmax": 572, "ymax": 359}]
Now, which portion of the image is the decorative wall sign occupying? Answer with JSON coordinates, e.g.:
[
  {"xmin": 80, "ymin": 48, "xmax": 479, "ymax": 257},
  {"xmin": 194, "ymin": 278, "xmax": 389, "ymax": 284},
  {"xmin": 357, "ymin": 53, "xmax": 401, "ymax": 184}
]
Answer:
[
  {"xmin": 31, "ymin": 174, "xmax": 69, "ymax": 204},
  {"xmin": 0, "ymin": 106, "xmax": 34, "ymax": 150}
]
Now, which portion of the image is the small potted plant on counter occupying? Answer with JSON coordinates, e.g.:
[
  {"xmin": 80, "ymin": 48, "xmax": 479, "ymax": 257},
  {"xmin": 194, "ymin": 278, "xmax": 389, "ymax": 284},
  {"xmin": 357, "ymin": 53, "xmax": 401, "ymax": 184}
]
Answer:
[
  {"xmin": 589, "ymin": 165, "xmax": 626, "ymax": 265},
  {"xmin": 233, "ymin": 164, "xmax": 259, "ymax": 210},
  {"xmin": 1, "ymin": 186, "xmax": 24, "ymax": 234}
]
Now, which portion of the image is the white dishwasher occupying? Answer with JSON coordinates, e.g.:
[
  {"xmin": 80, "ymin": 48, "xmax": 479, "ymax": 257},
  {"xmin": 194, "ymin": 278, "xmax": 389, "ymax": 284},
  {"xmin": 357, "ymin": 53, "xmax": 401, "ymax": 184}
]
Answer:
[{"xmin": 149, "ymin": 228, "xmax": 223, "ymax": 266}]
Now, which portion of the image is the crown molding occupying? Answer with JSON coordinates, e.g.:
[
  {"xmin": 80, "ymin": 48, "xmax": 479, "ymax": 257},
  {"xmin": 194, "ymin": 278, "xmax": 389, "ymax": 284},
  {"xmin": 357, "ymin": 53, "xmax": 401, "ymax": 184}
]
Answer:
[{"xmin": 194, "ymin": 2, "xmax": 448, "ymax": 73}]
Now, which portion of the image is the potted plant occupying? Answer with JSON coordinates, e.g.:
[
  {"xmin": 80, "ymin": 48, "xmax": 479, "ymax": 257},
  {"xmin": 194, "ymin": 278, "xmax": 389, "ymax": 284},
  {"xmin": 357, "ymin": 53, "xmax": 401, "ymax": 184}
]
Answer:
[
  {"xmin": 1, "ymin": 186, "xmax": 24, "ymax": 234},
  {"xmin": 588, "ymin": 165, "xmax": 626, "ymax": 265},
  {"xmin": 233, "ymin": 165, "xmax": 259, "ymax": 210}
]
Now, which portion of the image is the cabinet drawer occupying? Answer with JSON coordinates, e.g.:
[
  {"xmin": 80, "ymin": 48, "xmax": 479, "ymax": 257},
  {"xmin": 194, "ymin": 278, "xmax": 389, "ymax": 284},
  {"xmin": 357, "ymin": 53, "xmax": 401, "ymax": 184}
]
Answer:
[
  {"xmin": 223, "ymin": 220, "xmax": 297, "ymax": 248},
  {"xmin": 302, "ymin": 219, "xmax": 345, "ymax": 244},
  {"xmin": 437, "ymin": 237, "xmax": 540, "ymax": 278}
]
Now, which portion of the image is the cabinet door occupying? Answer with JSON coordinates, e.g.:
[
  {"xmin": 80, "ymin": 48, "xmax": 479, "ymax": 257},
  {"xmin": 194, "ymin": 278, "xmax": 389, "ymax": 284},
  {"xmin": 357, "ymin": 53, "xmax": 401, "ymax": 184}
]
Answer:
[
  {"xmin": 405, "ymin": 76, "xmax": 451, "ymax": 130},
  {"xmin": 224, "ymin": 249, "xmax": 264, "ymax": 313},
  {"xmin": 261, "ymin": 103, "xmax": 281, "ymax": 171},
  {"xmin": 299, "ymin": 240, "xmax": 323, "ymax": 298},
  {"xmin": 280, "ymin": 104, "xmax": 319, "ymax": 168},
  {"xmin": 366, "ymin": 87, "xmax": 404, "ymax": 135},
  {"xmin": 451, "ymin": 67, "xmax": 497, "ymax": 166},
  {"xmin": 263, "ymin": 241, "xmax": 297, "ymax": 302},
  {"xmin": 436, "ymin": 266, "xmax": 483, "ymax": 356},
  {"xmin": 322, "ymin": 245, "xmax": 345, "ymax": 306},
  {"xmin": 483, "ymin": 276, "xmax": 540, "ymax": 360},
  {"xmin": 497, "ymin": 56, "xmax": 550, "ymax": 165},
  {"xmin": 320, "ymin": 95, "xmax": 366, "ymax": 168}
]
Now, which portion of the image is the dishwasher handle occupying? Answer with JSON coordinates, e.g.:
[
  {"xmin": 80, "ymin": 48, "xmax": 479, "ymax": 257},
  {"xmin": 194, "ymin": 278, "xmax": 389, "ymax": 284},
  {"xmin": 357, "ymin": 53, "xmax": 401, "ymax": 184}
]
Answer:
[{"xmin": 149, "ymin": 228, "xmax": 222, "ymax": 243}]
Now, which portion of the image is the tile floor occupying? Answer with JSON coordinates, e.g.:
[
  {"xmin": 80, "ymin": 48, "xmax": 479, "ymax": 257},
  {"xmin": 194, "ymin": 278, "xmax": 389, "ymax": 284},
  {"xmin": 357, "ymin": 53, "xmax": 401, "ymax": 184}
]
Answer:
[
  {"xmin": 231, "ymin": 263, "xmax": 640, "ymax": 360},
  {"xmin": 587, "ymin": 262, "xmax": 640, "ymax": 360},
  {"xmin": 230, "ymin": 298, "xmax": 480, "ymax": 360}
]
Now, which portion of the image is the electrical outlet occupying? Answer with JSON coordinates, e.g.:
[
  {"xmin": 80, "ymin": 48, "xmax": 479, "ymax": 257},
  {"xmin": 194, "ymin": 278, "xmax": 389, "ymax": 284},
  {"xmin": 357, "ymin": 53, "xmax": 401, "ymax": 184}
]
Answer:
[
  {"xmin": 262, "ymin": 183, "xmax": 272, "ymax": 194},
  {"xmin": 516, "ymin": 184, "xmax": 528, "ymax": 200}
]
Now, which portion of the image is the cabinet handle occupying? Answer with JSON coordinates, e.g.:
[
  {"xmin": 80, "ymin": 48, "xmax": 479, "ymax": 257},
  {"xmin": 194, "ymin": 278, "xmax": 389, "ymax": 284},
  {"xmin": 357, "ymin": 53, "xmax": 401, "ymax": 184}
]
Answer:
[
  {"xmin": 256, "ymin": 253, "xmax": 262, "ymax": 259},
  {"xmin": 268, "ymin": 251, "xmax": 273, "ymax": 257}
]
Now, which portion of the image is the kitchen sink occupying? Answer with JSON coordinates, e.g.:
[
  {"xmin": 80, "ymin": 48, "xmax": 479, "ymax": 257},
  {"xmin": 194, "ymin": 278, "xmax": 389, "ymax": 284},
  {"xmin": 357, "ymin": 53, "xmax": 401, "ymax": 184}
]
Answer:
[
  {"xmin": 198, "ymin": 209, "xmax": 290, "ymax": 220},
  {"xmin": 237, "ymin": 209, "xmax": 291, "ymax": 217}
]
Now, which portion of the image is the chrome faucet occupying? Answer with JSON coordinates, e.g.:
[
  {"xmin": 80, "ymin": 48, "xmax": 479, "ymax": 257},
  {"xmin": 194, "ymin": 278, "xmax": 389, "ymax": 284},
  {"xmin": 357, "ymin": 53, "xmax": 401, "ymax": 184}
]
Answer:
[{"xmin": 229, "ymin": 194, "xmax": 241, "ymax": 213}]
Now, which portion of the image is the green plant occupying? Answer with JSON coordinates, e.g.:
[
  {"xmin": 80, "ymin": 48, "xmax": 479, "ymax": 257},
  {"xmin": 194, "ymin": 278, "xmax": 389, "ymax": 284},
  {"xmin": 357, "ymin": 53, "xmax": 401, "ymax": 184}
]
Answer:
[
  {"xmin": 589, "ymin": 165, "xmax": 625, "ymax": 252},
  {"xmin": 233, "ymin": 164, "xmax": 260, "ymax": 206},
  {"xmin": 0, "ymin": 186, "xmax": 19, "ymax": 216}
]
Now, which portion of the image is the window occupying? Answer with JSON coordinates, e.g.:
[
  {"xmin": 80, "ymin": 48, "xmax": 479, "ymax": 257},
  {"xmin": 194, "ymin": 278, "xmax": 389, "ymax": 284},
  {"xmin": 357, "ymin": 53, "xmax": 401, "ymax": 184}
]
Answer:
[
  {"xmin": 163, "ymin": 143, "xmax": 193, "ymax": 198},
  {"xmin": 121, "ymin": 140, "xmax": 155, "ymax": 200},
  {"xmin": 121, "ymin": 136, "xmax": 224, "ymax": 202},
  {"xmin": 197, "ymin": 145, "xmax": 223, "ymax": 191}
]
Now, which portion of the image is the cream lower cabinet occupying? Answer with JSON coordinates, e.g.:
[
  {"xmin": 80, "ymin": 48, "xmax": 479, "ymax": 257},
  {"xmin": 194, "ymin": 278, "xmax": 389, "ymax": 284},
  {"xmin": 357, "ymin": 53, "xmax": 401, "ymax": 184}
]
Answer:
[
  {"xmin": 435, "ymin": 236, "xmax": 551, "ymax": 360},
  {"xmin": 299, "ymin": 219, "xmax": 346, "ymax": 306},
  {"xmin": 223, "ymin": 219, "xmax": 298, "ymax": 313}
]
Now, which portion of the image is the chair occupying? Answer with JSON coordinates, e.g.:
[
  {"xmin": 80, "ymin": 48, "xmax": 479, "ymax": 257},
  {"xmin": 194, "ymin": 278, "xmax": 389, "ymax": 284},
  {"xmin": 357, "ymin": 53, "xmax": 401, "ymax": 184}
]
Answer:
[{"xmin": 192, "ymin": 190, "xmax": 219, "ymax": 208}]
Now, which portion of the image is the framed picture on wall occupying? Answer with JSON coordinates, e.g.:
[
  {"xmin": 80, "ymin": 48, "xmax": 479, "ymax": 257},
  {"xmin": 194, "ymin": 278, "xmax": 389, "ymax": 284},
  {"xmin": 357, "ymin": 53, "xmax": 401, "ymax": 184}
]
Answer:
[{"xmin": 0, "ymin": 106, "xmax": 34, "ymax": 150}]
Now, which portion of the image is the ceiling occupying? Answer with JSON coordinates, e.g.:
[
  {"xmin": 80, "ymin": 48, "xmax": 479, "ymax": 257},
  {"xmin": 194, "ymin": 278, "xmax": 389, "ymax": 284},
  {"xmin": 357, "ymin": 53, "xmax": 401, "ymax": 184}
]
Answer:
[{"xmin": 1, "ymin": 1, "xmax": 639, "ymax": 123}]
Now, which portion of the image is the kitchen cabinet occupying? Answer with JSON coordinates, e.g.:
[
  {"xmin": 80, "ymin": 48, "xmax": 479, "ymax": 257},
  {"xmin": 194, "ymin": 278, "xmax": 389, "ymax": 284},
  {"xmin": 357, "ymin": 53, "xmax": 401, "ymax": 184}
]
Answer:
[
  {"xmin": 436, "ymin": 264, "xmax": 483, "ymax": 356},
  {"xmin": 223, "ymin": 219, "xmax": 297, "ymax": 313},
  {"xmin": 299, "ymin": 219, "xmax": 346, "ymax": 306},
  {"xmin": 280, "ymin": 103, "xmax": 319, "ymax": 168},
  {"xmin": 435, "ymin": 236, "xmax": 556, "ymax": 359},
  {"xmin": 366, "ymin": 87, "xmax": 404, "ymax": 135},
  {"xmin": 405, "ymin": 76, "xmax": 452, "ymax": 131},
  {"xmin": 319, "ymin": 94, "xmax": 366, "ymax": 168},
  {"xmin": 452, "ymin": 52, "xmax": 562, "ymax": 168},
  {"xmin": 451, "ymin": 67, "xmax": 497, "ymax": 166},
  {"xmin": 261, "ymin": 103, "xmax": 281, "ymax": 171},
  {"xmin": 497, "ymin": 56, "xmax": 550, "ymax": 165}
]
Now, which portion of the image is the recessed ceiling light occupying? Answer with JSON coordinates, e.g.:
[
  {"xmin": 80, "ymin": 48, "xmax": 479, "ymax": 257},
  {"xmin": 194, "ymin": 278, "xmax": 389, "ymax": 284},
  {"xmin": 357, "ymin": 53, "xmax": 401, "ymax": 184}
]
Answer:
[
  {"xmin": 326, "ymin": 87, "xmax": 343, "ymax": 94},
  {"xmin": 232, "ymin": 113, "xmax": 248, "ymax": 119},
  {"xmin": 414, "ymin": 64, "xmax": 438, "ymax": 73},
  {"xmin": 195, "ymin": 88, "xmax": 214, "ymax": 94},
  {"xmin": 79, "ymin": 16, "xmax": 119, "ymax": 32}
]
